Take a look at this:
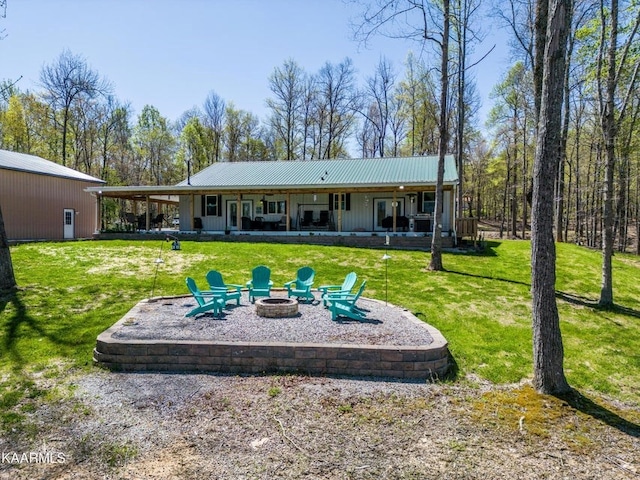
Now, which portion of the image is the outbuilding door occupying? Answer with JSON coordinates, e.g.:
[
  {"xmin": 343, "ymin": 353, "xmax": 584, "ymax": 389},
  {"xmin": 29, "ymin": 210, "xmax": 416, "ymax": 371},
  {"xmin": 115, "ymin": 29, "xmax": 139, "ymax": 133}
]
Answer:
[{"xmin": 63, "ymin": 209, "xmax": 75, "ymax": 239}]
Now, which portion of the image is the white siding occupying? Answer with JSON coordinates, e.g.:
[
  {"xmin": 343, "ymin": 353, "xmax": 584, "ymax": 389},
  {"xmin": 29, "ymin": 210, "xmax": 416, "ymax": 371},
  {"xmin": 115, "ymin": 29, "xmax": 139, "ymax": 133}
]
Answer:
[{"xmin": 178, "ymin": 189, "xmax": 454, "ymax": 233}]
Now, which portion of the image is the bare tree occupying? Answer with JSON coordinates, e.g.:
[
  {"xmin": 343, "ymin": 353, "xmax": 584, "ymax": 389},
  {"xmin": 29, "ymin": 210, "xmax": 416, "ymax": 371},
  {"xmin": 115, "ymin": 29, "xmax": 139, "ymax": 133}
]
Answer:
[
  {"xmin": 361, "ymin": 57, "xmax": 397, "ymax": 157},
  {"xmin": 530, "ymin": 0, "xmax": 572, "ymax": 395},
  {"xmin": 39, "ymin": 49, "xmax": 111, "ymax": 166},
  {"xmin": 203, "ymin": 91, "xmax": 226, "ymax": 164},
  {"xmin": 267, "ymin": 59, "xmax": 305, "ymax": 160},
  {"xmin": 352, "ymin": 0, "xmax": 453, "ymax": 270},
  {"xmin": 452, "ymin": 0, "xmax": 482, "ymax": 218},
  {"xmin": 315, "ymin": 59, "xmax": 359, "ymax": 159}
]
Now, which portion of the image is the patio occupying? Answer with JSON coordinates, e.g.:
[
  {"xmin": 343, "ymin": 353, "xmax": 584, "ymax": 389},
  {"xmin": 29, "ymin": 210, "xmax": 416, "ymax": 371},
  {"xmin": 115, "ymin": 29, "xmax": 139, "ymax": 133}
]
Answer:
[{"xmin": 94, "ymin": 291, "xmax": 450, "ymax": 380}]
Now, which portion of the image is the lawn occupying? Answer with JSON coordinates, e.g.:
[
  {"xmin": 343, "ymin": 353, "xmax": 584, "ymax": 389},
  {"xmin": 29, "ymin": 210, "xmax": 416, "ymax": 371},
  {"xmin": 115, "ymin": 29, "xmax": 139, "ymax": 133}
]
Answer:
[{"xmin": 1, "ymin": 238, "xmax": 639, "ymax": 409}]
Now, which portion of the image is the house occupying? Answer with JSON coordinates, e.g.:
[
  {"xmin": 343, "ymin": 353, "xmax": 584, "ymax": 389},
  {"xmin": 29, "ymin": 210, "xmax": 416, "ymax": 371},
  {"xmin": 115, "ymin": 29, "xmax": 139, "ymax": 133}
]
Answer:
[
  {"xmin": 0, "ymin": 149, "xmax": 105, "ymax": 241},
  {"xmin": 88, "ymin": 155, "xmax": 460, "ymax": 238}
]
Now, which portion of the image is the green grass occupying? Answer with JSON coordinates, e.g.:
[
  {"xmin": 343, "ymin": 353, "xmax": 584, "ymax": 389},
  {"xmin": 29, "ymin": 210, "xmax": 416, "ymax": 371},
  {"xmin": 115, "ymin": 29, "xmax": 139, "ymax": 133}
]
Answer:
[{"xmin": 1, "ymin": 239, "xmax": 639, "ymax": 408}]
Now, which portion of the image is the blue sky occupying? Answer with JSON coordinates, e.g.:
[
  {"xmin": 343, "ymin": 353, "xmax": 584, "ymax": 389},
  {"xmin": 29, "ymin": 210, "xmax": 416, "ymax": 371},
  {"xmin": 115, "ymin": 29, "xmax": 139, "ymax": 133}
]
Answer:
[{"xmin": 1, "ymin": 0, "xmax": 512, "ymax": 127}]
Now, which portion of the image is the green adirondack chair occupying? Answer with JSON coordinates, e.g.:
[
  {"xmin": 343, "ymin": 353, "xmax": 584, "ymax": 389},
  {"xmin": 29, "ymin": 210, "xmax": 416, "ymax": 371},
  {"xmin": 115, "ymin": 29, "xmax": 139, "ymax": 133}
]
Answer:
[
  {"xmin": 205, "ymin": 270, "xmax": 242, "ymax": 306},
  {"xmin": 326, "ymin": 280, "xmax": 367, "ymax": 321},
  {"xmin": 185, "ymin": 277, "xmax": 226, "ymax": 317},
  {"xmin": 318, "ymin": 271, "xmax": 357, "ymax": 307},
  {"xmin": 284, "ymin": 266, "xmax": 315, "ymax": 302},
  {"xmin": 246, "ymin": 265, "xmax": 273, "ymax": 303}
]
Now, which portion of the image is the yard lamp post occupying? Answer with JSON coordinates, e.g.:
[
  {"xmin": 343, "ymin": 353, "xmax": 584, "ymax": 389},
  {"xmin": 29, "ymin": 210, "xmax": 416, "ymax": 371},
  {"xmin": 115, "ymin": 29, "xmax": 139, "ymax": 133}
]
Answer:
[
  {"xmin": 382, "ymin": 235, "xmax": 391, "ymax": 305},
  {"xmin": 151, "ymin": 235, "xmax": 181, "ymax": 297}
]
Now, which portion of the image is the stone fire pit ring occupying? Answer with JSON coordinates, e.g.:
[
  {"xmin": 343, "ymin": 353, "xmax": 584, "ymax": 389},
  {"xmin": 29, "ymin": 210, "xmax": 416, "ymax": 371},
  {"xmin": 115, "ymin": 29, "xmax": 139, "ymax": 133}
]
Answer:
[{"xmin": 255, "ymin": 297, "xmax": 299, "ymax": 318}]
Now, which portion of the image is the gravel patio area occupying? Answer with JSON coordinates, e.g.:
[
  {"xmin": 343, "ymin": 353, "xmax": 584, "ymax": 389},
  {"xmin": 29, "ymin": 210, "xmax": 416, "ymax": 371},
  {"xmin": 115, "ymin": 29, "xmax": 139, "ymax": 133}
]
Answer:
[
  {"xmin": 111, "ymin": 290, "xmax": 435, "ymax": 347},
  {"xmin": 94, "ymin": 290, "xmax": 449, "ymax": 378}
]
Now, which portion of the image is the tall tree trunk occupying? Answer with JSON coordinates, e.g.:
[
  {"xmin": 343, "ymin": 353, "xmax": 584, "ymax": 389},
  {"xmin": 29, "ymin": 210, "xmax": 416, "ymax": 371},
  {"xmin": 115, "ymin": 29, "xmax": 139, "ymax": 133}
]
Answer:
[
  {"xmin": 429, "ymin": 0, "xmax": 450, "ymax": 271},
  {"xmin": 531, "ymin": 0, "xmax": 572, "ymax": 395},
  {"xmin": 599, "ymin": 0, "xmax": 618, "ymax": 307},
  {"xmin": 0, "ymin": 203, "xmax": 17, "ymax": 293}
]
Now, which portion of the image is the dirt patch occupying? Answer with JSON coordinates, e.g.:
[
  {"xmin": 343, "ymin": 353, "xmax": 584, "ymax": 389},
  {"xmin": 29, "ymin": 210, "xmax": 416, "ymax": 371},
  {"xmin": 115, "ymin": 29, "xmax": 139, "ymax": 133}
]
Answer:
[{"xmin": 1, "ymin": 370, "xmax": 638, "ymax": 479}]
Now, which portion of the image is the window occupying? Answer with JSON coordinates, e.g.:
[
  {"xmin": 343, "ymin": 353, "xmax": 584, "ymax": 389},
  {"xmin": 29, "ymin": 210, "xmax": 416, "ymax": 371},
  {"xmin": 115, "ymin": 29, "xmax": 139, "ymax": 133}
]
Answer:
[
  {"xmin": 422, "ymin": 192, "xmax": 436, "ymax": 214},
  {"xmin": 202, "ymin": 195, "xmax": 220, "ymax": 216},
  {"xmin": 329, "ymin": 193, "xmax": 351, "ymax": 211},
  {"xmin": 267, "ymin": 201, "xmax": 287, "ymax": 214}
]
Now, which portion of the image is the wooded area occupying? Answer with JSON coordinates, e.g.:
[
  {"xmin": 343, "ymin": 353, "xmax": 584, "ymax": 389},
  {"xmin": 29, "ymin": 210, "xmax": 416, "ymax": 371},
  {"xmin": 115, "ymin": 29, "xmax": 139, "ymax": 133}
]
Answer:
[
  {"xmin": 2, "ymin": 2, "xmax": 637, "ymax": 259},
  {"xmin": 1, "ymin": 3, "xmax": 639, "ymax": 253}
]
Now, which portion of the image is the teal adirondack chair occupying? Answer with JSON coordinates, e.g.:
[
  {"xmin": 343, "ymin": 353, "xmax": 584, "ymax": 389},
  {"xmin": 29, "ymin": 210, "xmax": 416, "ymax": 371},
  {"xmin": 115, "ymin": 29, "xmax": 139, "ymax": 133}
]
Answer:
[
  {"xmin": 284, "ymin": 266, "xmax": 315, "ymax": 302},
  {"xmin": 318, "ymin": 271, "xmax": 357, "ymax": 307},
  {"xmin": 185, "ymin": 277, "xmax": 226, "ymax": 317},
  {"xmin": 205, "ymin": 270, "xmax": 242, "ymax": 306},
  {"xmin": 246, "ymin": 265, "xmax": 273, "ymax": 303},
  {"xmin": 326, "ymin": 280, "xmax": 367, "ymax": 321}
]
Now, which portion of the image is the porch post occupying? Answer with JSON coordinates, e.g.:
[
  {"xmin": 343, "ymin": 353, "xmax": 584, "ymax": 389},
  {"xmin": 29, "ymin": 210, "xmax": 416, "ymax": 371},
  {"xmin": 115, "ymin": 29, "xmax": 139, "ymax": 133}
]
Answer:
[
  {"xmin": 392, "ymin": 191, "xmax": 397, "ymax": 233},
  {"xmin": 189, "ymin": 194, "xmax": 194, "ymax": 231},
  {"xmin": 236, "ymin": 194, "xmax": 242, "ymax": 231},
  {"xmin": 337, "ymin": 193, "xmax": 342, "ymax": 232},
  {"xmin": 145, "ymin": 195, "xmax": 150, "ymax": 231},
  {"xmin": 286, "ymin": 193, "xmax": 290, "ymax": 231},
  {"xmin": 97, "ymin": 193, "xmax": 102, "ymax": 233}
]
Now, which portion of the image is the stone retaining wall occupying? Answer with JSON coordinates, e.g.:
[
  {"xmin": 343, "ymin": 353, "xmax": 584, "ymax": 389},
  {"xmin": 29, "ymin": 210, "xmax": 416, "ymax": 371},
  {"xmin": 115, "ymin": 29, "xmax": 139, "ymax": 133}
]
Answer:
[
  {"xmin": 94, "ymin": 322, "xmax": 450, "ymax": 380},
  {"xmin": 94, "ymin": 232, "xmax": 455, "ymax": 250}
]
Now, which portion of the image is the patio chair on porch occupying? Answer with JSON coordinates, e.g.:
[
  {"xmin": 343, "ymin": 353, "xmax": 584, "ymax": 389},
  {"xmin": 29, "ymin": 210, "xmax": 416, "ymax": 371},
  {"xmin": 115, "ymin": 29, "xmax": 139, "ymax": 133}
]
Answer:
[
  {"xmin": 205, "ymin": 270, "xmax": 242, "ymax": 306},
  {"xmin": 314, "ymin": 210, "xmax": 329, "ymax": 227},
  {"xmin": 301, "ymin": 210, "xmax": 314, "ymax": 228},
  {"xmin": 151, "ymin": 213, "xmax": 165, "ymax": 230},
  {"xmin": 325, "ymin": 280, "xmax": 367, "ymax": 321},
  {"xmin": 124, "ymin": 212, "xmax": 137, "ymax": 231},
  {"xmin": 137, "ymin": 214, "xmax": 146, "ymax": 231},
  {"xmin": 318, "ymin": 271, "xmax": 357, "ymax": 307},
  {"xmin": 284, "ymin": 266, "xmax": 315, "ymax": 302},
  {"xmin": 185, "ymin": 277, "xmax": 226, "ymax": 317},
  {"xmin": 246, "ymin": 265, "xmax": 273, "ymax": 303}
]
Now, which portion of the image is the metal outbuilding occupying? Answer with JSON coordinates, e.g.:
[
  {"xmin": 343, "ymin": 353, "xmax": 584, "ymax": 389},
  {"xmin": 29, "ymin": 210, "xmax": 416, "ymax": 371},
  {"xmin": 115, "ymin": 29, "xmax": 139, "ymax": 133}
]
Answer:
[{"xmin": 0, "ymin": 149, "xmax": 105, "ymax": 241}]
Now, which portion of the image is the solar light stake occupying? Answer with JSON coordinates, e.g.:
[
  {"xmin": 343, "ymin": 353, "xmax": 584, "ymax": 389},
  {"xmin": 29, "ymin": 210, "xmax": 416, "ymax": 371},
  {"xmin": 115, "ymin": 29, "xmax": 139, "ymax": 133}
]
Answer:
[{"xmin": 383, "ymin": 235, "xmax": 391, "ymax": 305}]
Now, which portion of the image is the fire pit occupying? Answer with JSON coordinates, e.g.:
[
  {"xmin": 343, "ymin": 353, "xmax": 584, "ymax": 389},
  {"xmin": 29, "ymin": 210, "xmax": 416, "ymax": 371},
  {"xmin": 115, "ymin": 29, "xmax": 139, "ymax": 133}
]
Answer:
[{"xmin": 255, "ymin": 297, "xmax": 299, "ymax": 318}]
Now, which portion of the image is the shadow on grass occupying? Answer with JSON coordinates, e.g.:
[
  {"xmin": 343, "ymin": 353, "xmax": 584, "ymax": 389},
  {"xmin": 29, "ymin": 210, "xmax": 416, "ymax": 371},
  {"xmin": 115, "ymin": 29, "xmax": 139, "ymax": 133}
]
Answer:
[
  {"xmin": 0, "ymin": 289, "xmax": 75, "ymax": 368},
  {"xmin": 444, "ymin": 271, "xmax": 640, "ymax": 320},
  {"xmin": 444, "ymin": 268, "xmax": 531, "ymax": 288},
  {"xmin": 556, "ymin": 389, "xmax": 640, "ymax": 438},
  {"xmin": 447, "ymin": 240, "xmax": 500, "ymax": 257},
  {"xmin": 555, "ymin": 292, "xmax": 640, "ymax": 319}
]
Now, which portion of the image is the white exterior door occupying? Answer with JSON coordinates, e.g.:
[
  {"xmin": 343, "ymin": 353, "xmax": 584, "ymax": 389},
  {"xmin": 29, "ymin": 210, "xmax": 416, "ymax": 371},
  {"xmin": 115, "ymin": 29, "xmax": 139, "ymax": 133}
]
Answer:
[
  {"xmin": 63, "ymin": 209, "xmax": 75, "ymax": 239},
  {"xmin": 374, "ymin": 199, "xmax": 403, "ymax": 231}
]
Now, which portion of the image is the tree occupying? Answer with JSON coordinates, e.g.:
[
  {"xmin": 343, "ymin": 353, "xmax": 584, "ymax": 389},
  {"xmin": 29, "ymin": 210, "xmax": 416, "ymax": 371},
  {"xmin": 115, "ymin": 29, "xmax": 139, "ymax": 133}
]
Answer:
[
  {"xmin": 397, "ymin": 53, "xmax": 439, "ymax": 156},
  {"xmin": 596, "ymin": 0, "xmax": 640, "ymax": 306},
  {"xmin": 360, "ymin": 57, "xmax": 397, "ymax": 157},
  {"xmin": 39, "ymin": 49, "xmax": 111, "ymax": 166},
  {"xmin": 0, "ymin": 0, "xmax": 16, "ymax": 293},
  {"xmin": 530, "ymin": 0, "xmax": 572, "ymax": 395},
  {"xmin": 452, "ymin": 0, "xmax": 482, "ymax": 218},
  {"xmin": 267, "ymin": 59, "xmax": 305, "ymax": 160},
  {"xmin": 488, "ymin": 62, "xmax": 535, "ymax": 238},
  {"xmin": 203, "ymin": 91, "xmax": 226, "ymax": 163},
  {"xmin": 131, "ymin": 105, "xmax": 176, "ymax": 185},
  {"xmin": 314, "ymin": 58, "xmax": 359, "ymax": 159},
  {"xmin": 352, "ymin": 0, "xmax": 453, "ymax": 270},
  {"xmin": 0, "ymin": 202, "xmax": 16, "ymax": 293}
]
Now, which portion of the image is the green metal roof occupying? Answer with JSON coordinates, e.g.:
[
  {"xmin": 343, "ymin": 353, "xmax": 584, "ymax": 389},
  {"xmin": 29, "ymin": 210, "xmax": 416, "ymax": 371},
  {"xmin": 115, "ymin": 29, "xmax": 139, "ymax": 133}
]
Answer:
[
  {"xmin": 0, "ymin": 149, "xmax": 104, "ymax": 183},
  {"xmin": 177, "ymin": 155, "xmax": 458, "ymax": 190}
]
